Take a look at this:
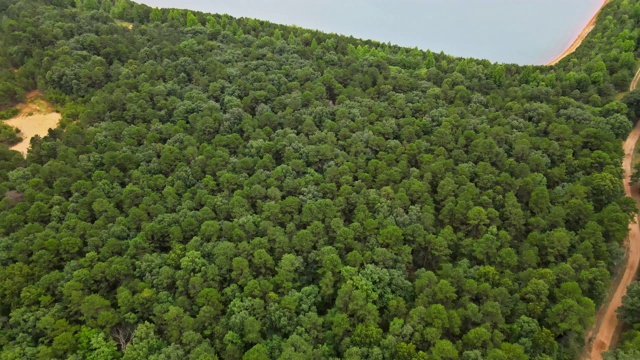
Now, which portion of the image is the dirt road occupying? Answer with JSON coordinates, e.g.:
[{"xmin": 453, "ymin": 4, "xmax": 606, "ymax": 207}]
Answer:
[
  {"xmin": 584, "ymin": 121, "xmax": 640, "ymax": 360},
  {"xmin": 546, "ymin": 0, "xmax": 609, "ymax": 66}
]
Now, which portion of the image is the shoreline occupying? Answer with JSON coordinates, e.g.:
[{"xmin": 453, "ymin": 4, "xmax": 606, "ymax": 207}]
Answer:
[{"xmin": 546, "ymin": 0, "xmax": 608, "ymax": 66}]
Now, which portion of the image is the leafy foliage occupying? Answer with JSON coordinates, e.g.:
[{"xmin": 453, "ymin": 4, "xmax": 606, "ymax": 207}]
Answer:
[
  {"xmin": 0, "ymin": 121, "xmax": 21, "ymax": 146},
  {"xmin": 0, "ymin": 108, "xmax": 19, "ymax": 120},
  {"xmin": 0, "ymin": 0, "xmax": 639, "ymax": 359}
]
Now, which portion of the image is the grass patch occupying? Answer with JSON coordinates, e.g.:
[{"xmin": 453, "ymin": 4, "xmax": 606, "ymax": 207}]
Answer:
[{"xmin": 115, "ymin": 20, "xmax": 133, "ymax": 29}]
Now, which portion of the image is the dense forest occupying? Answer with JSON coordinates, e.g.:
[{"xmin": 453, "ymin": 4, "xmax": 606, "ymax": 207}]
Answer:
[{"xmin": 1, "ymin": 0, "xmax": 640, "ymax": 359}]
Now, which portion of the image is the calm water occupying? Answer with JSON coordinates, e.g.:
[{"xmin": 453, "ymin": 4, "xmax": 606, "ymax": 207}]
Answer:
[{"xmin": 135, "ymin": 0, "xmax": 604, "ymax": 65}]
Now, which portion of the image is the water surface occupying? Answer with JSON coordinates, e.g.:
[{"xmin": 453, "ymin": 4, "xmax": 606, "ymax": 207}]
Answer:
[{"xmin": 135, "ymin": 0, "xmax": 603, "ymax": 65}]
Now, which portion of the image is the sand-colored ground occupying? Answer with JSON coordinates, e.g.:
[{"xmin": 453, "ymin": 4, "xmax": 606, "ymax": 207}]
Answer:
[
  {"xmin": 547, "ymin": 0, "xmax": 609, "ymax": 66},
  {"xmin": 1, "ymin": 90, "xmax": 61, "ymax": 156},
  {"xmin": 631, "ymin": 66, "xmax": 640, "ymax": 92}
]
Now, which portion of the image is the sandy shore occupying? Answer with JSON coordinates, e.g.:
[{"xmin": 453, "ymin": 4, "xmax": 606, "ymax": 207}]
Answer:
[{"xmin": 546, "ymin": 0, "xmax": 609, "ymax": 66}]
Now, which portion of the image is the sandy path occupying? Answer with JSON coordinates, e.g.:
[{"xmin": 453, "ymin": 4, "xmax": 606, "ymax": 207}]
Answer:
[
  {"xmin": 584, "ymin": 121, "xmax": 640, "ymax": 360},
  {"xmin": 546, "ymin": 0, "xmax": 609, "ymax": 66},
  {"xmin": 630, "ymin": 66, "xmax": 640, "ymax": 91}
]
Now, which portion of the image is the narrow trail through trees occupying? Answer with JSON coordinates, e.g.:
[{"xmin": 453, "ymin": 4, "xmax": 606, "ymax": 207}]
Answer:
[
  {"xmin": 631, "ymin": 67, "xmax": 640, "ymax": 91},
  {"xmin": 584, "ymin": 81, "xmax": 640, "ymax": 358}
]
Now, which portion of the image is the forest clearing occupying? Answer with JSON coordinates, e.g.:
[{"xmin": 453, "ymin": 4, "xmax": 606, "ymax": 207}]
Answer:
[{"xmin": 2, "ymin": 91, "xmax": 60, "ymax": 156}]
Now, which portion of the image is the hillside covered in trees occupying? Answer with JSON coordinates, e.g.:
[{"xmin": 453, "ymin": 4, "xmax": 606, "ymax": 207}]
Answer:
[{"xmin": 1, "ymin": 0, "xmax": 640, "ymax": 359}]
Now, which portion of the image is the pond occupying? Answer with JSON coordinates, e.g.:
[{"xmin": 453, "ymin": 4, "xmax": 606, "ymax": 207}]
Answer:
[{"xmin": 135, "ymin": 0, "xmax": 604, "ymax": 65}]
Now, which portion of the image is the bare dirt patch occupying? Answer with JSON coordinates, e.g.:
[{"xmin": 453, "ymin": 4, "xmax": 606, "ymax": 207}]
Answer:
[
  {"xmin": 4, "ymin": 190, "xmax": 24, "ymax": 204},
  {"xmin": 1, "ymin": 90, "xmax": 61, "ymax": 156}
]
